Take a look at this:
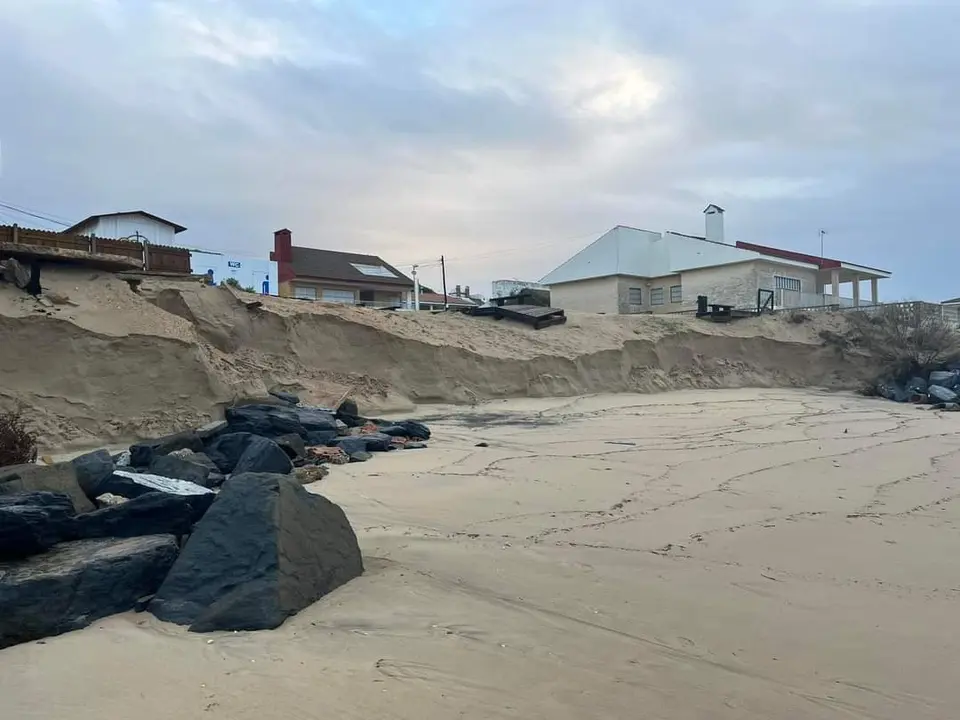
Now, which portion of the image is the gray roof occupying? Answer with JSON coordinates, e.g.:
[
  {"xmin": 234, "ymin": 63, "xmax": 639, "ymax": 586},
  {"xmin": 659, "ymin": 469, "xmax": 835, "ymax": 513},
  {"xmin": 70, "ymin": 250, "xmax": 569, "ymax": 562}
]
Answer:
[
  {"xmin": 65, "ymin": 211, "xmax": 187, "ymax": 234},
  {"xmin": 290, "ymin": 246, "xmax": 413, "ymax": 287}
]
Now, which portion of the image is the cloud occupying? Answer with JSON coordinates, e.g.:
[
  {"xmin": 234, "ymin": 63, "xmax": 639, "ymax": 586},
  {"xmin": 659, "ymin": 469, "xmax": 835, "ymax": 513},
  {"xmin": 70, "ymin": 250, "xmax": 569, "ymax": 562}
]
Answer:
[{"xmin": 1, "ymin": 0, "xmax": 957, "ymax": 299}]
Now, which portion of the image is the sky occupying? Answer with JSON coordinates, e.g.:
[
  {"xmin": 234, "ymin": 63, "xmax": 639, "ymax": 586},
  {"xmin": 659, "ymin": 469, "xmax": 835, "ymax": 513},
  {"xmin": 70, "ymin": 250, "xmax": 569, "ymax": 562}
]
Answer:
[{"xmin": 1, "ymin": 0, "xmax": 958, "ymax": 300}]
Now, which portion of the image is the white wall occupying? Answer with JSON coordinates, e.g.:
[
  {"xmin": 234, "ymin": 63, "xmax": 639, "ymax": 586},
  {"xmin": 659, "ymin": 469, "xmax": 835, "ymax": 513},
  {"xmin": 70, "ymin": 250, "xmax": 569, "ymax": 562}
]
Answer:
[
  {"xmin": 680, "ymin": 260, "xmax": 820, "ymax": 309},
  {"xmin": 191, "ymin": 251, "xmax": 279, "ymax": 295},
  {"xmin": 549, "ymin": 276, "xmax": 620, "ymax": 313},
  {"xmin": 81, "ymin": 214, "xmax": 177, "ymax": 246},
  {"xmin": 491, "ymin": 279, "xmax": 547, "ymax": 298}
]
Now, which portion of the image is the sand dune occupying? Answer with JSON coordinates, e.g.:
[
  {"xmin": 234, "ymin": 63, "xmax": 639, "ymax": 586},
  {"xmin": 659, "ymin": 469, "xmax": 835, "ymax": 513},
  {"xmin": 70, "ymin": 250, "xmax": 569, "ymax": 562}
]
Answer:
[
  {"xmin": 1, "ymin": 268, "xmax": 869, "ymax": 451},
  {"xmin": 2, "ymin": 389, "xmax": 957, "ymax": 719}
]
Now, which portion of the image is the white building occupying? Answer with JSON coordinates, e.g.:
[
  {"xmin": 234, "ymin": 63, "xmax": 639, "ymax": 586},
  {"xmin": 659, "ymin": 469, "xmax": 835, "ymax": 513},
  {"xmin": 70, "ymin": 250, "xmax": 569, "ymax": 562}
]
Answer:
[
  {"xmin": 491, "ymin": 279, "xmax": 548, "ymax": 299},
  {"xmin": 190, "ymin": 249, "xmax": 279, "ymax": 296},
  {"xmin": 65, "ymin": 211, "xmax": 186, "ymax": 247},
  {"xmin": 540, "ymin": 205, "xmax": 891, "ymax": 314}
]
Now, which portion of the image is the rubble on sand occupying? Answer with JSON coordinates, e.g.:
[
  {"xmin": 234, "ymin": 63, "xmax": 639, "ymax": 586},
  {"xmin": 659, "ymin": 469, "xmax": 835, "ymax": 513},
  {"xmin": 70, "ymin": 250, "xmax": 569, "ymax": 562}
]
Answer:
[
  {"xmin": 0, "ymin": 397, "xmax": 432, "ymax": 648},
  {"xmin": 872, "ymin": 366, "xmax": 960, "ymax": 411}
]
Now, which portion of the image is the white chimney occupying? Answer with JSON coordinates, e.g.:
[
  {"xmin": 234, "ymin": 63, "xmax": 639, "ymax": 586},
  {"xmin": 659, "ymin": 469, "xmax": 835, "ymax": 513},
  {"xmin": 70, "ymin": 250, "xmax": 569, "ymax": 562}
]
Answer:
[{"xmin": 704, "ymin": 204, "xmax": 725, "ymax": 244}]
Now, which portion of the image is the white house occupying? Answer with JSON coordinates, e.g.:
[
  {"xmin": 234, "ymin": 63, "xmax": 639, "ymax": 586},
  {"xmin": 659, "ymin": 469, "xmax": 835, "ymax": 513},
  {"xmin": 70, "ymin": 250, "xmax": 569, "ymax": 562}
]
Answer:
[
  {"xmin": 65, "ymin": 211, "xmax": 187, "ymax": 247},
  {"xmin": 540, "ymin": 205, "xmax": 891, "ymax": 314}
]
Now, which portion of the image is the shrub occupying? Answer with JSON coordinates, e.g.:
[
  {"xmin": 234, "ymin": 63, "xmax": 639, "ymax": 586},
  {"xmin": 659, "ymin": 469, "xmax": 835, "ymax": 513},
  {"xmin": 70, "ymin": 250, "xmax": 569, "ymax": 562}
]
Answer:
[
  {"xmin": 220, "ymin": 277, "xmax": 241, "ymax": 289},
  {"xmin": 846, "ymin": 304, "xmax": 960, "ymax": 381},
  {"xmin": 0, "ymin": 405, "xmax": 38, "ymax": 466},
  {"xmin": 786, "ymin": 310, "xmax": 811, "ymax": 324}
]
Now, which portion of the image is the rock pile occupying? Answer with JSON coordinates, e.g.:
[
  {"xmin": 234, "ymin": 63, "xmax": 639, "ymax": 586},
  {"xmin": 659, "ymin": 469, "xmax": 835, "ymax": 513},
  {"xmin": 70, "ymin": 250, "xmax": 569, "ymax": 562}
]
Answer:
[
  {"xmin": 875, "ymin": 367, "xmax": 960, "ymax": 410},
  {"xmin": 0, "ymin": 397, "xmax": 432, "ymax": 649}
]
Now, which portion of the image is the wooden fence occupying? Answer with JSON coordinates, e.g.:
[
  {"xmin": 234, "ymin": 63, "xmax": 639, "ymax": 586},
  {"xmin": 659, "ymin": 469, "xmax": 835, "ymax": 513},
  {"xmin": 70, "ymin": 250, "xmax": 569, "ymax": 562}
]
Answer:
[{"xmin": 0, "ymin": 223, "xmax": 192, "ymax": 274}]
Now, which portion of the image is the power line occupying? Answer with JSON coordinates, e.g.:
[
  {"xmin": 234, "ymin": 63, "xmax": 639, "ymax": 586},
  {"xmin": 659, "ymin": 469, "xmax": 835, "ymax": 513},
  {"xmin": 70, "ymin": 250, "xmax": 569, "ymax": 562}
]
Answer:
[{"xmin": 0, "ymin": 200, "xmax": 71, "ymax": 227}]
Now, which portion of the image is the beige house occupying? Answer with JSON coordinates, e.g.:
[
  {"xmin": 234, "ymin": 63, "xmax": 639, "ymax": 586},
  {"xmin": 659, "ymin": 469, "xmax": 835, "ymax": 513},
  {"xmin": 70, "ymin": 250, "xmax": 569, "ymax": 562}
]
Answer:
[{"xmin": 541, "ymin": 206, "xmax": 890, "ymax": 314}]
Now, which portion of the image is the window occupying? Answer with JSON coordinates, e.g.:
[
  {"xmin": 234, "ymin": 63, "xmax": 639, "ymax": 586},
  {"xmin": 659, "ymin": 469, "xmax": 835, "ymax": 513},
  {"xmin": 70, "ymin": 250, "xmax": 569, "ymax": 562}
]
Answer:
[
  {"xmin": 774, "ymin": 276, "xmax": 802, "ymax": 293},
  {"xmin": 350, "ymin": 263, "xmax": 397, "ymax": 278},
  {"xmin": 293, "ymin": 285, "xmax": 316, "ymax": 300},
  {"xmin": 628, "ymin": 287, "xmax": 643, "ymax": 305},
  {"xmin": 669, "ymin": 285, "xmax": 682, "ymax": 304},
  {"xmin": 321, "ymin": 289, "xmax": 356, "ymax": 304},
  {"xmin": 359, "ymin": 290, "xmax": 375, "ymax": 302},
  {"xmin": 650, "ymin": 287, "xmax": 665, "ymax": 305}
]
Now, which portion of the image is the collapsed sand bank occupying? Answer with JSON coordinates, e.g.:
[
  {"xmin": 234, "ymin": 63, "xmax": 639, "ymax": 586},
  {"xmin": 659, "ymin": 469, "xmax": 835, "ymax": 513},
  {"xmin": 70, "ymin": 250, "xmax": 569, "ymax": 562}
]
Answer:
[
  {"xmin": 2, "ymin": 389, "xmax": 957, "ymax": 719},
  {"xmin": 0, "ymin": 268, "xmax": 870, "ymax": 450}
]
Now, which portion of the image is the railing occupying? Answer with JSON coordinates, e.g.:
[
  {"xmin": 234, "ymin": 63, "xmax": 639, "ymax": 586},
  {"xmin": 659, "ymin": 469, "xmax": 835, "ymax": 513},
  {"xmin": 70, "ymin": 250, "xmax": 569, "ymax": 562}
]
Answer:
[{"xmin": 0, "ymin": 223, "xmax": 193, "ymax": 274}]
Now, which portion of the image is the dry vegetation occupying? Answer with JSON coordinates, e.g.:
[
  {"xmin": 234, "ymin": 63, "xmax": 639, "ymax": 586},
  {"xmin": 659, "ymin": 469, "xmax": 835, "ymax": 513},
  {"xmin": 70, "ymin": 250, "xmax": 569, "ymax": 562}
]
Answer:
[
  {"xmin": 0, "ymin": 405, "xmax": 38, "ymax": 466},
  {"xmin": 846, "ymin": 305, "xmax": 960, "ymax": 386}
]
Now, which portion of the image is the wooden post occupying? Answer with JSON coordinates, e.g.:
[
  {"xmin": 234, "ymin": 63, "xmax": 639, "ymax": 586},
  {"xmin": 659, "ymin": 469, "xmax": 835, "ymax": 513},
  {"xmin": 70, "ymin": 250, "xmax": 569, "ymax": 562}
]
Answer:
[{"xmin": 12, "ymin": 224, "xmax": 18, "ymax": 243}]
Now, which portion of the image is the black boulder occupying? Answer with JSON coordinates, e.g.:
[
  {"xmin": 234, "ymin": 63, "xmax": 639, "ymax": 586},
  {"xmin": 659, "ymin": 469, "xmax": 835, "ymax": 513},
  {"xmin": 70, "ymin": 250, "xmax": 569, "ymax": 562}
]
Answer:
[
  {"xmin": 0, "ymin": 492, "xmax": 76, "ymax": 560},
  {"xmin": 149, "ymin": 451, "xmax": 216, "ymax": 487},
  {"xmin": 130, "ymin": 430, "xmax": 204, "ymax": 468},
  {"xmin": 69, "ymin": 492, "xmax": 196, "ymax": 539},
  {"xmin": 97, "ymin": 470, "xmax": 216, "ymax": 518},
  {"xmin": 71, "ymin": 449, "xmax": 116, "ymax": 500},
  {"xmin": 224, "ymin": 404, "xmax": 304, "ymax": 438},
  {"xmin": 204, "ymin": 432, "xmax": 255, "ymax": 474},
  {"xmin": 0, "ymin": 535, "xmax": 179, "ymax": 649},
  {"xmin": 232, "ymin": 436, "xmax": 293, "ymax": 476},
  {"xmin": 149, "ymin": 473, "xmax": 363, "ymax": 632}
]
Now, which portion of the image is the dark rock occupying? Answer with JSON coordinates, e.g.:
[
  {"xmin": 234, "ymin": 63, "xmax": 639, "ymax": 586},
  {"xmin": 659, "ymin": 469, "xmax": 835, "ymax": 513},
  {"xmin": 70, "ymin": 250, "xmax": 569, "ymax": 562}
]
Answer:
[
  {"xmin": 333, "ymin": 434, "xmax": 395, "ymax": 455},
  {"xmin": 879, "ymin": 382, "xmax": 911, "ymax": 403},
  {"xmin": 232, "ymin": 436, "xmax": 293, "ymax": 476},
  {"xmin": 207, "ymin": 472, "xmax": 227, "ymax": 488},
  {"xmin": 134, "ymin": 595, "xmax": 154, "ymax": 613},
  {"xmin": 97, "ymin": 470, "xmax": 216, "ymax": 519},
  {"xmin": 377, "ymin": 420, "xmax": 431, "ymax": 441},
  {"xmin": 196, "ymin": 420, "xmax": 228, "ymax": 441},
  {"xmin": 268, "ymin": 390, "xmax": 300, "ymax": 405},
  {"xmin": 928, "ymin": 385, "xmax": 959, "ymax": 404},
  {"xmin": 70, "ymin": 492, "xmax": 196, "ymax": 539},
  {"xmin": 204, "ymin": 432, "xmax": 256, "ymax": 474},
  {"xmin": 337, "ymin": 398, "xmax": 359, "ymax": 418},
  {"xmin": 306, "ymin": 430, "xmax": 338, "ymax": 446},
  {"xmin": 0, "ymin": 463, "xmax": 94, "ymax": 513},
  {"xmin": 475, "ymin": 442, "xmax": 489, "ymax": 448},
  {"xmin": 405, "ymin": 442, "xmax": 428, "ymax": 450},
  {"xmin": 274, "ymin": 433, "xmax": 306, "ymax": 460},
  {"xmin": 0, "ymin": 492, "xmax": 76, "ymax": 560},
  {"xmin": 929, "ymin": 370, "xmax": 960, "ymax": 390},
  {"xmin": 130, "ymin": 430, "xmax": 204, "ymax": 468},
  {"xmin": 349, "ymin": 451, "xmax": 373, "ymax": 463},
  {"xmin": 0, "ymin": 535, "xmax": 179, "ymax": 649},
  {"xmin": 71, "ymin": 449, "xmax": 116, "ymax": 500},
  {"xmin": 906, "ymin": 376, "xmax": 929, "ymax": 394},
  {"xmin": 295, "ymin": 408, "xmax": 337, "ymax": 434},
  {"xmin": 224, "ymin": 404, "xmax": 304, "ymax": 438},
  {"xmin": 332, "ymin": 436, "xmax": 367, "ymax": 456},
  {"xmin": 149, "ymin": 473, "xmax": 363, "ymax": 632},
  {"xmin": 149, "ymin": 451, "xmax": 215, "ymax": 488}
]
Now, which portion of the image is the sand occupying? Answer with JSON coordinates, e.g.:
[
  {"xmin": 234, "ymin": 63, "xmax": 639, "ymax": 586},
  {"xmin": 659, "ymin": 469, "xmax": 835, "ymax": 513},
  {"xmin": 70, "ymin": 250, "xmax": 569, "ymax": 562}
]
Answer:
[
  {"xmin": 2, "ymin": 389, "xmax": 958, "ymax": 719},
  {"xmin": 0, "ymin": 268, "xmax": 869, "ymax": 451}
]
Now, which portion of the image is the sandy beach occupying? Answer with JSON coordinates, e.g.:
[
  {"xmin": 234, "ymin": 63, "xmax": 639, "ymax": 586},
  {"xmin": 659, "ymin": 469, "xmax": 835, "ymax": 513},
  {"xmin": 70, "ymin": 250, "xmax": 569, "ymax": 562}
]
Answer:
[{"xmin": 2, "ymin": 388, "xmax": 958, "ymax": 719}]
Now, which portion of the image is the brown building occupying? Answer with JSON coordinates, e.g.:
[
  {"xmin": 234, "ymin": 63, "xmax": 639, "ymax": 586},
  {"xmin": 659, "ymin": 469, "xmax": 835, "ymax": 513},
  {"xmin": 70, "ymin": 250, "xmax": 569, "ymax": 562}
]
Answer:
[{"xmin": 270, "ymin": 229, "xmax": 414, "ymax": 306}]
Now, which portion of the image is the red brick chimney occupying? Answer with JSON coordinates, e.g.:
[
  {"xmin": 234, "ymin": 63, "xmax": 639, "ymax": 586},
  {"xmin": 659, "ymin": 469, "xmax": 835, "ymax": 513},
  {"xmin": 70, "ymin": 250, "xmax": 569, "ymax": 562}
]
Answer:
[{"xmin": 271, "ymin": 228, "xmax": 294, "ymax": 284}]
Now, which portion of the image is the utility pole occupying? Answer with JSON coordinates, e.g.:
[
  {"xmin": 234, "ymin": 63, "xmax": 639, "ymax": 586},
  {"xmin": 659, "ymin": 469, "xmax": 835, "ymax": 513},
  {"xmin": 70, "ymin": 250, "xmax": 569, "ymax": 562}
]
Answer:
[
  {"xmin": 411, "ymin": 264, "xmax": 421, "ymax": 311},
  {"xmin": 440, "ymin": 255, "xmax": 448, "ymax": 310},
  {"xmin": 819, "ymin": 229, "xmax": 827, "ymax": 306}
]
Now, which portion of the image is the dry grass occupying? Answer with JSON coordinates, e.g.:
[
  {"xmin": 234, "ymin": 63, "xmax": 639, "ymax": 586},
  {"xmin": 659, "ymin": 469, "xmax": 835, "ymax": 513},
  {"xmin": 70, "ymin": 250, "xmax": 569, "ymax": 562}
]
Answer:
[
  {"xmin": 0, "ymin": 405, "xmax": 38, "ymax": 466},
  {"xmin": 847, "ymin": 305, "xmax": 960, "ymax": 382}
]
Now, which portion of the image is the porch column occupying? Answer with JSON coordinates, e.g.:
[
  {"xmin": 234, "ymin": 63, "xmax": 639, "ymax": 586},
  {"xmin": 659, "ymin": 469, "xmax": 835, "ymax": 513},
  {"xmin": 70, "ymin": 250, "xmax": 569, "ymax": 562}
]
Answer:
[
  {"xmin": 870, "ymin": 278, "xmax": 879, "ymax": 305},
  {"xmin": 852, "ymin": 275, "xmax": 860, "ymax": 308},
  {"xmin": 831, "ymin": 269, "xmax": 840, "ymax": 306}
]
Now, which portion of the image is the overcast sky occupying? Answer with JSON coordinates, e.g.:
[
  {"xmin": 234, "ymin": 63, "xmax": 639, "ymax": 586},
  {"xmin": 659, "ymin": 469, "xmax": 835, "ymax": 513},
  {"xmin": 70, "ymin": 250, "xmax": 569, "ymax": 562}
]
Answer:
[{"xmin": 1, "ymin": 0, "xmax": 957, "ymax": 299}]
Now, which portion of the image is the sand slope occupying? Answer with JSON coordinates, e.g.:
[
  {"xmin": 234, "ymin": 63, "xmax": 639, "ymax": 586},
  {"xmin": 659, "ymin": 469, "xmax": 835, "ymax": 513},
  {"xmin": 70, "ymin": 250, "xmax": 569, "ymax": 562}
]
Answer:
[
  {"xmin": 1, "ymin": 390, "xmax": 957, "ymax": 719},
  {"xmin": 0, "ymin": 268, "xmax": 869, "ymax": 449}
]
